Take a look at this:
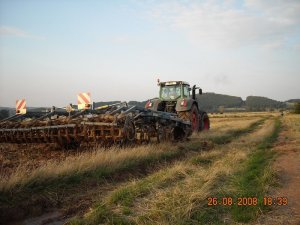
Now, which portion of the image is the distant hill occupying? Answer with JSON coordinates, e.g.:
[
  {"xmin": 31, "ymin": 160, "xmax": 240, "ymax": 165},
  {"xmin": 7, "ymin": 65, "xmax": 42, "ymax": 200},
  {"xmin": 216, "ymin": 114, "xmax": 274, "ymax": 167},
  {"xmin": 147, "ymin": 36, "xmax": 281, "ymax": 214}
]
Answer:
[
  {"xmin": 0, "ymin": 107, "xmax": 14, "ymax": 118},
  {"xmin": 245, "ymin": 96, "xmax": 285, "ymax": 111},
  {"xmin": 197, "ymin": 93, "xmax": 244, "ymax": 112},
  {"xmin": 286, "ymin": 99, "xmax": 300, "ymax": 103}
]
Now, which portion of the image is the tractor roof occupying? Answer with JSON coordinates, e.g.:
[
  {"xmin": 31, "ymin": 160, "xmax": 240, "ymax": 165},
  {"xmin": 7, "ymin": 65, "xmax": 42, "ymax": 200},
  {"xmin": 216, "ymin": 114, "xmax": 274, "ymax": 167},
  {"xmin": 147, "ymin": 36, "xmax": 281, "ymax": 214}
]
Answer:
[{"xmin": 159, "ymin": 81, "xmax": 190, "ymax": 86}]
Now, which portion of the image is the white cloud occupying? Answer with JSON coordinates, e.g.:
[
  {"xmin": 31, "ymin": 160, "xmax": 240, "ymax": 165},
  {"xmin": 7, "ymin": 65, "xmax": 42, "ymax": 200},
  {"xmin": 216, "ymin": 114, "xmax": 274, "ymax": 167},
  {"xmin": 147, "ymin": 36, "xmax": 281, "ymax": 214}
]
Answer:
[
  {"xmin": 0, "ymin": 26, "xmax": 45, "ymax": 39},
  {"xmin": 263, "ymin": 40, "xmax": 284, "ymax": 50},
  {"xmin": 148, "ymin": 0, "xmax": 300, "ymax": 49},
  {"xmin": 294, "ymin": 43, "xmax": 300, "ymax": 51},
  {"xmin": 111, "ymin": 35, "xmax": 131, "ymax": 44},
  {"xmin": 214, "ymin": 74, "xmax": 230, "ymax": 85}
]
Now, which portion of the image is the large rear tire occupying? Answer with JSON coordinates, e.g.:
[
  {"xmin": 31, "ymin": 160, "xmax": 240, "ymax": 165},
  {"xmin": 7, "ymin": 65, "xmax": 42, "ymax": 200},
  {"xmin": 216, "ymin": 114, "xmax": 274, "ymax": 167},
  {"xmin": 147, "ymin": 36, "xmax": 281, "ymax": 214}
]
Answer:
[
  {"xmin": 178, "ymin": 104, "xmax": 199, "ymax": 132},
  {"xmin": 199, "ymin": 112, "xmax": 210, "ymax": 131}
]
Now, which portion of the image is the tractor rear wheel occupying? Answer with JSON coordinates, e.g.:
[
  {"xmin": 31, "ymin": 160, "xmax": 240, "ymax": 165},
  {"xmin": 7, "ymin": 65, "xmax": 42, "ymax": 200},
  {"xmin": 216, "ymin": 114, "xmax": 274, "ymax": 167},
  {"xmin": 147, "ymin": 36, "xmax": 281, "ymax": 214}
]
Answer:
[
  {"xmin": 178, "ymin": 104, "xmax": 199, "ymax": 132},
  {"xmin": 199, "ymin": 112, "xmax": 210, "ymax": 131}
]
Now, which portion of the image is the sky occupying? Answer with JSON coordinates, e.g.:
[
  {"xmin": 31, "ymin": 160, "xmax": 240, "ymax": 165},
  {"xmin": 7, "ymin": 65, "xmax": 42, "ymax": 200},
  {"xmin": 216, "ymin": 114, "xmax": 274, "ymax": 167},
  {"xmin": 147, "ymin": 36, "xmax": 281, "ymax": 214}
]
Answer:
[{"xmin": 0, "ymin": 0, "xmax": 300, "ymax": 107}]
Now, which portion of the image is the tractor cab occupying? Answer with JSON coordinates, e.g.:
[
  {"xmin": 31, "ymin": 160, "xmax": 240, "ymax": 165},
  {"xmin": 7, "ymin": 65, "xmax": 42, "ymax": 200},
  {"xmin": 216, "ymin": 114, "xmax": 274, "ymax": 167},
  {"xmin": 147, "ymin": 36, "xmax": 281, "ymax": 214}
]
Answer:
[
  {"xmin": 146, "ymin": 80, "xmax": 202, "ymax": 113},
  {"xmin": 159, "ymin": 81, "xmax": 190, "ymax": 101}
]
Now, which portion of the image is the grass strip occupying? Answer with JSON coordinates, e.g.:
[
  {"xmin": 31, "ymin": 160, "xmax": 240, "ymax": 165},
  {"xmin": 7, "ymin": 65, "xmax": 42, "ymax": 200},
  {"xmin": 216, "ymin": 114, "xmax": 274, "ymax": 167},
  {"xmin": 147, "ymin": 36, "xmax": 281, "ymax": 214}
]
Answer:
[
  {"xmin": 209, "ymin": 118, "xmax": 265, "ymax": 144},
  {"xmin": 230, "ymin": 118, "xmax": 281, "ymax": 222},
  {"xmin": 191, "ymin": 118, "xmax": 281, "ymax": 224},
  {"xmin": 68, "ymin": 164, "xmax": 193, "ymax": 225}
]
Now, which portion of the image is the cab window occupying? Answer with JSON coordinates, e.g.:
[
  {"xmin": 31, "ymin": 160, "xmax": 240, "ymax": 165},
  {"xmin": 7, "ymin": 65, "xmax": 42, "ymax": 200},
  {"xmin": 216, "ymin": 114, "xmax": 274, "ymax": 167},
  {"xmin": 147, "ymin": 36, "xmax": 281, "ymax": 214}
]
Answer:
[
  {"xmin": 161, "ymin": 85, "xmax": 181, "ymax": 100},
  {"xmin": 183, "ymin": 86, "xmax": 190, "ymax": 97}
]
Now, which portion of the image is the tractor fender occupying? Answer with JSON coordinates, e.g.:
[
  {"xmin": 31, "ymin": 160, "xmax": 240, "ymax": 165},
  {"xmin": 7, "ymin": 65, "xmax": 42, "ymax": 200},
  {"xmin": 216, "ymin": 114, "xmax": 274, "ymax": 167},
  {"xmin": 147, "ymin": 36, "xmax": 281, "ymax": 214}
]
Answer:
[
  {"xmin": 175, "ymin": 98, "xmax": 198, "ymax": 112},
  {"xmin": 145, "ymin": 98, "xmax": 162, "ymax": 111}
]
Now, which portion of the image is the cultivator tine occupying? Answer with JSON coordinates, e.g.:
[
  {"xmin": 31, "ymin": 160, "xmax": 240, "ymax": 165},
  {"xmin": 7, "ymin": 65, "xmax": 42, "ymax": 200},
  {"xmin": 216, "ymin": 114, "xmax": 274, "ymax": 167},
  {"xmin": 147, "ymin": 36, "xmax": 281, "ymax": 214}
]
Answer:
[{"xmin": 109, "ymin": 103, "xmax": 128, "ymax": 115}]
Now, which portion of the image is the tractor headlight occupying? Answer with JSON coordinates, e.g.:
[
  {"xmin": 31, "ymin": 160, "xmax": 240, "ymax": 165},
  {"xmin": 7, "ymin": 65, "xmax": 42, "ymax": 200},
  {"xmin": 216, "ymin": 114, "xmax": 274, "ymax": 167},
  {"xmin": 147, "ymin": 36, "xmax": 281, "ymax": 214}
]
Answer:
[
  {"xmin": 145, "ymin": 101, "xmax": 152, "ymax": 108},
  {"xmin": 180, "ymin": 99, "xmax": 187, "ymax": 107}
]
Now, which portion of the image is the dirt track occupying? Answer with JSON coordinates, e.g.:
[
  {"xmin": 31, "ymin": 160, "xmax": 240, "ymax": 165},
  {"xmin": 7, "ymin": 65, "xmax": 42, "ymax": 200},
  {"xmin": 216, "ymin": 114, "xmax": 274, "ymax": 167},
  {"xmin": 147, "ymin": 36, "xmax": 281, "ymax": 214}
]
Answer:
[{"xmin": 256, "ymin": 115, "xmax": 300, "ymax": 225}]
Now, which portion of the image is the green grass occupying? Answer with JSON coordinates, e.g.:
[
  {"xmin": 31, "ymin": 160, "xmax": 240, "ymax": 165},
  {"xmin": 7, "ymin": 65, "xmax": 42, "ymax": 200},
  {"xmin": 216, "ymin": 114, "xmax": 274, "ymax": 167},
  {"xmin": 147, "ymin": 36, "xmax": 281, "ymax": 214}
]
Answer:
[
  {"xmin": 191, "ymin": 155, "xmax": 214, "ymax": 166},
  {"xmin": 109, "ymin": 166, "xmax": 190, "ymax": 207},
  {"xmin": 68, "ymin": 204, "xmax": 132, "ymax": 225}
]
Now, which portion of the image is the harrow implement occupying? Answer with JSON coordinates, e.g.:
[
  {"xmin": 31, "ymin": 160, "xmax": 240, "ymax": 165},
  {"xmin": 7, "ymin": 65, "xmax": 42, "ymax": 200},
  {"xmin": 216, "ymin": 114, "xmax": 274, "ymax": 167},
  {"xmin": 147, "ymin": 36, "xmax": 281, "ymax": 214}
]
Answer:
[{"xmin": 0, "ymin": 102, "xmax": 191, "ymax": 148}]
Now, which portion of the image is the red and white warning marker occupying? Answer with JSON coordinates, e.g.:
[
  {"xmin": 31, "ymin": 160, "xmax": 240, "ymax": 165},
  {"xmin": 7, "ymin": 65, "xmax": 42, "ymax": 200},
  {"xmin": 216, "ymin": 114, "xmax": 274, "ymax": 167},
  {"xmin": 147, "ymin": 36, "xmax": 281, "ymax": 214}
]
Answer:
[
  {"xmin": 16, "ymin": 99, "xmax": 27, "ymax": 114},
  {"xmin": 77, "ymin": 92, "xmax": 91, "ymax": 110}
]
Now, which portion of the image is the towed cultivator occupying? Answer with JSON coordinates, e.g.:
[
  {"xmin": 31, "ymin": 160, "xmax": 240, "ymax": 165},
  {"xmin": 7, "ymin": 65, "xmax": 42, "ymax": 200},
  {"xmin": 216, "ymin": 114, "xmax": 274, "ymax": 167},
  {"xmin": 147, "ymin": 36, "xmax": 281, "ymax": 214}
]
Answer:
[
  {"xmin": 0, "ymin": 80, "xmax": 210, "ymax": 148},
  {"xmin": 0, "ymin": 102, "xmax": 191, "ymax": 148}
]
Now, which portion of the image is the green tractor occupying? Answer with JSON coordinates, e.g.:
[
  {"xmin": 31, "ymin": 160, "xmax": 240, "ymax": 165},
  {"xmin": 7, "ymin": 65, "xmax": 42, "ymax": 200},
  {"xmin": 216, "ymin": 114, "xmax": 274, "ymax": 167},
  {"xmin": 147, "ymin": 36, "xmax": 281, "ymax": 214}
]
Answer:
[{"xmin": 145, "ymin": 80, "xmax": 210, "ymax": 132}]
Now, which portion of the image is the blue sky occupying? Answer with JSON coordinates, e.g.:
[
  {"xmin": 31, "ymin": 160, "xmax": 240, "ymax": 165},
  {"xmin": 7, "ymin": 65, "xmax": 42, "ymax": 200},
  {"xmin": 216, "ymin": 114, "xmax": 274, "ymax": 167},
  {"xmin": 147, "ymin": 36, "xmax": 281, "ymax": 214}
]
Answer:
[{"xmin": 0, "ymin": 0, "xmax": 300, "ymax": 107}]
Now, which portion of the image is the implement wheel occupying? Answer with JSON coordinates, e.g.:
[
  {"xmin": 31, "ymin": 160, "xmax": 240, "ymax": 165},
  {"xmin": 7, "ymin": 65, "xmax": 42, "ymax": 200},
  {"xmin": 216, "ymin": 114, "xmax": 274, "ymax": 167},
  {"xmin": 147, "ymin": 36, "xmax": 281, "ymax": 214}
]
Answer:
[{"xmin": 122, "ymin": 116, "xmax": 136, "ymax": 142}]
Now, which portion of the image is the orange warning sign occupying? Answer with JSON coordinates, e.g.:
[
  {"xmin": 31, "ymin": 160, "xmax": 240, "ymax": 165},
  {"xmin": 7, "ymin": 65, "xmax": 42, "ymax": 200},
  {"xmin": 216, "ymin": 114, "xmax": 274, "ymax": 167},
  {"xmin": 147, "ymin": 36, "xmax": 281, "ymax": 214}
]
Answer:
[
  {"xmin": 77, "ymin": 92, "xmax": 91, "ymax": 110},
  {"xmin": 16, "ymin": 99, "xmax": 26, "ymax": 114}
]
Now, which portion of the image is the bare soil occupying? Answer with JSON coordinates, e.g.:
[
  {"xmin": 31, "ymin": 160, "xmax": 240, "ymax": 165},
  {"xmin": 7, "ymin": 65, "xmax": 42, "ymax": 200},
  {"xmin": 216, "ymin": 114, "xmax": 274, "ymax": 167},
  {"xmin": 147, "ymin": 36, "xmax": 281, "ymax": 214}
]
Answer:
[{"xmin": 0, "ymin": 144, "xmax": 88, "ymax": 178}]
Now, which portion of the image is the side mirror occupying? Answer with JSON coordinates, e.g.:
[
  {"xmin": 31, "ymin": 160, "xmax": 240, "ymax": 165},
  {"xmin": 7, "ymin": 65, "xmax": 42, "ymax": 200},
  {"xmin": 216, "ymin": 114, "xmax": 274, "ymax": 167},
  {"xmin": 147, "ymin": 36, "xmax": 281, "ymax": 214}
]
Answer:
[{"xmin": 199, "ymin": 88, "xmax": 202, "ymax": 95}]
